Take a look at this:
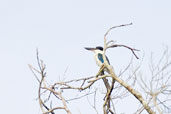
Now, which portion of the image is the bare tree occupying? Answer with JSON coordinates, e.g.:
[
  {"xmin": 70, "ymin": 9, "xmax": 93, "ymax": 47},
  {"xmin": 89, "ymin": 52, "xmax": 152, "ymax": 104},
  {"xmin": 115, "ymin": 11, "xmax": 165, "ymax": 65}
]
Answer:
[
  {"xmin": 135, "ymin": 47, "xmax": 171, "ymax": 114},
  {"xmin": 29, "ymin": 24, "xmax": 171, "ymax": 114}
]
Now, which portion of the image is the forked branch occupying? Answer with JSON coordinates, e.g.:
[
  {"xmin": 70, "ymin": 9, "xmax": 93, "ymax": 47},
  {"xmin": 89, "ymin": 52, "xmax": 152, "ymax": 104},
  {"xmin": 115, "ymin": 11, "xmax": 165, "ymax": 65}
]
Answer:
[{"xmin": 102, "ymin": 23, "xmax": 155, "ymax": 114}]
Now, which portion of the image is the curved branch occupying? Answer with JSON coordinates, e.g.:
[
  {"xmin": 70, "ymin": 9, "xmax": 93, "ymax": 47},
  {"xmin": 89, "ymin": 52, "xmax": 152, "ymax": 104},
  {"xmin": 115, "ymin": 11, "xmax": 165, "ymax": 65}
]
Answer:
[{"xmin": 108, "ymin": 44, "xmax": 140, "ymax": 59}]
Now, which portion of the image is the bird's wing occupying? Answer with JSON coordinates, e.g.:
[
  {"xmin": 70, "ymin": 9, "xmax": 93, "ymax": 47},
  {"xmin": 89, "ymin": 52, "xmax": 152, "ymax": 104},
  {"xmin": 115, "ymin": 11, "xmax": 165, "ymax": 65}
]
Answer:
[
  {"xmin": 98, "ymin": 53, "xmax": 110, "ymax": 65},
  {"xmin": 98, "ymin": 53, "xmax": 104, "ymax": 63}
]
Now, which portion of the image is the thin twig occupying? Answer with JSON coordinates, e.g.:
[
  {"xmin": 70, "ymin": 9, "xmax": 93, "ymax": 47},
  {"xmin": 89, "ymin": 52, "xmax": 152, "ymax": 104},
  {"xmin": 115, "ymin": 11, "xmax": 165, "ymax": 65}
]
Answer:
[{"xmin": 104, "ymin": 23, "xmax": 133, "ymax": 38}]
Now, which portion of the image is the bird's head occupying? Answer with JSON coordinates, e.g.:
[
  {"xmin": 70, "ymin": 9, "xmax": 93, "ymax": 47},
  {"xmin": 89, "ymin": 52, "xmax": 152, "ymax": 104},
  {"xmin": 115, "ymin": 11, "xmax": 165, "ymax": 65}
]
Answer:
[{"xmin": 85, "ymin": 46, "xmax": 103, "ymax": 53}]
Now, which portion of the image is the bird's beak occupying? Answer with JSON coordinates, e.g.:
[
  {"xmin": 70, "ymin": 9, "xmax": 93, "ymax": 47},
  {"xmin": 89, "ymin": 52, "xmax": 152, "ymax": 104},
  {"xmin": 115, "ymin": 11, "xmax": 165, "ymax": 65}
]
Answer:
[{"xmin": 84, "ymin": 47, "xmax": 96, "ymax": 52}]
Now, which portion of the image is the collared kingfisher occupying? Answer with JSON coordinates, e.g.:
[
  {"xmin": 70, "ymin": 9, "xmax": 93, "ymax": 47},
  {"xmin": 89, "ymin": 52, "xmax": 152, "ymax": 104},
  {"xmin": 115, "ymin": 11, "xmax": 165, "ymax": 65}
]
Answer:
[
  {"xmin": 85, "ymin": 46, "xmax": 110, "ymax": 90},
  {"xmin": 84, "ymin": 46, "xmax": 110, "ymax": 67}
]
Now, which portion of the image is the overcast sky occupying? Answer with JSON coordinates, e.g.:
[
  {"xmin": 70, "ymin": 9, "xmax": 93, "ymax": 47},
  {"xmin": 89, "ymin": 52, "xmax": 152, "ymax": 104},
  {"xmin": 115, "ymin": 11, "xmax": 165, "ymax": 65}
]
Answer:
[{"xmin": 0, "ymin": 0, "xmax": 171, "ymax": 114}]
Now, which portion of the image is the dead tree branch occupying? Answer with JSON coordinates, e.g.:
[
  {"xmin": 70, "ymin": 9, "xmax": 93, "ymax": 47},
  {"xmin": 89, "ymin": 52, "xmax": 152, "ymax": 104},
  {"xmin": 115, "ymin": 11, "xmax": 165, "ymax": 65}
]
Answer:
[
  {"xmin": 102, "ymin": 23, "xmax": 155, "ymax": 114},
  {"xmin": 29, "ymin": 50, "xmax": 72, "ymax": 114}
]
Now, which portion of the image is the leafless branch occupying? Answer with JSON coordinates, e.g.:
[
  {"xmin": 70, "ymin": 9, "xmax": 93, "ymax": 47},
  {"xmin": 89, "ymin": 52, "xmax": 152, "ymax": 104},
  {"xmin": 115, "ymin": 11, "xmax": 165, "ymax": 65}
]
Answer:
[
  {"xmin": 102, "ymin": 24, "xmax": 155, "ymax": 114},
  {"xmin": 104, "ymin": 23, "xmax": 133, "ymax": 38},
  {"xmin": 108, "ymin": 44, "xmax": 140, "ymax": 59},
  {"xmin": 29, "ymin": 50, "xmax": 72, "ymax": 114},
  {"xmin": 139, "ymin": 47, "xmax": 171, "ymax": 113}
]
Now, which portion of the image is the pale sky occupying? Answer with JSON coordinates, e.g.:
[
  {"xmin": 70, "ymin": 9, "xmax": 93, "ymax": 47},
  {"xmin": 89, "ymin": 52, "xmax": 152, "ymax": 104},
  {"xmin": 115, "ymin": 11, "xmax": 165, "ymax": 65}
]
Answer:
[{"xmin": 0, "ymin": 0, "xmax": 171, "ymax": 114}]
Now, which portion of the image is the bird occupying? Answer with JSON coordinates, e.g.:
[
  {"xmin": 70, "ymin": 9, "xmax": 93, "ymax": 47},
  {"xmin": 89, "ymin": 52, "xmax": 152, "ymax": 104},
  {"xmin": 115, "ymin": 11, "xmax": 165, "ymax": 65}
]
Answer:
[
  {"xmin": 85, "ymin": 46, "xmax": 110, "ymax": 88},
  {"xmin": 84, "ymin": 46, "xmax": 110, "ymax": 67},
  {"xmin": 85, "ymin": 46, "xmax": 112, "ymax": 111}
]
